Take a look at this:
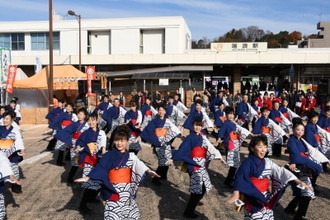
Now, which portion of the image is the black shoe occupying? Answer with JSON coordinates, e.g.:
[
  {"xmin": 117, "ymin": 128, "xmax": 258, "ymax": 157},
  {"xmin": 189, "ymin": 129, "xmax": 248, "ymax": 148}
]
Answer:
[
  {"xmin": 284, "ymin": 208, "xmax": 296, "ymax": 215},
  {"xmin": 183, "ymin": 212, "xmax": 199, "ymax": 219},
  {"xmin": 78, "ymin": 205, "xmax": 94, "ymax": 214},
  {"xmin": 152, "ymin": 178, "xmax": 162, "ymax": 186},
  {"xmin": 11, "ymin": 183, "xmax": 23, "ymax": 194},
  {"xmin": 56, "ymin": 161, "xmax": 65, "ymax": 166}
]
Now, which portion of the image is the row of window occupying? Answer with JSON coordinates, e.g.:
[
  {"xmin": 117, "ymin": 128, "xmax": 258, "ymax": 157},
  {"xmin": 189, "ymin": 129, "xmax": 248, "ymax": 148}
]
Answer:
[{"xmin": 0, "ymin": 32, "xmax": 60, "ymax": 50}]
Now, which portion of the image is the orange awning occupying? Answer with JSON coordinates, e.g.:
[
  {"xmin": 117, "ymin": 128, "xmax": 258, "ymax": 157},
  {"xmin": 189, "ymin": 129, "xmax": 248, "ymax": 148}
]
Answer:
[{"xmin": 14, "ymin": 65, "xmax": 86, "ymax": 89}]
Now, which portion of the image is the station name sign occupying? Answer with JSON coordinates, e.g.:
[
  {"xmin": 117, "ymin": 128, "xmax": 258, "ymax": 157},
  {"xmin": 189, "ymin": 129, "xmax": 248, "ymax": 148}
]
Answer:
[{"xmin": 211, "ymin": 42, "xmax": 267, "ymax": 52}]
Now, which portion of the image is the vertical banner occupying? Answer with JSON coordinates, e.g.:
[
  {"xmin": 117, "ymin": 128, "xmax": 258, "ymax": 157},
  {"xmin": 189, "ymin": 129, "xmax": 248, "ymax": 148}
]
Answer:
[
  {"xmin": 6, "ymin": 65, "xmax": 17, "ymax": 93},
  {"xmin": 86, "ymin": 66, "xmax": 96, "ymax": 96},
  {"xmin": 0, "ymin": 48, "xmax": 11, "ymax": 86}
]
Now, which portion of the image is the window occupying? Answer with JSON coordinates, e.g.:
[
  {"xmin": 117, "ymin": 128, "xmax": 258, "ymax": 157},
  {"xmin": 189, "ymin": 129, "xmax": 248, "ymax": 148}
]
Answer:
[
  {"xmin": 11, "ymin": 33, "xmax": 25, "ymax": 50},
  {"xmin": 0, "ymin": 33, "xmax": 25, "ymax": 50},
  {"xmin": 31, "ymin": 32, "xmax": 60, "ymax": 50}
]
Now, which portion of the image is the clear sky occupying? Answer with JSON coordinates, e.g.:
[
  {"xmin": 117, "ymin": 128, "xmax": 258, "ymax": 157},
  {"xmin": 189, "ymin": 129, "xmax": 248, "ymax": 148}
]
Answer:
[{"xmin": 1, "ymin": 0, "xmax": 330, "ymax": 40}]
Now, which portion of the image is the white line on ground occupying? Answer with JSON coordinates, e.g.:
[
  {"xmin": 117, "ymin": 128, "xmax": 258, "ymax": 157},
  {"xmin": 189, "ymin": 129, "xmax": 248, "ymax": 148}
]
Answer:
[
  {"xmin": 20, "ymin": 152, "xmax": 52, "ymax": 165},
  {"xmin": 21, "ymin": 124, "xmax": 48, "ymax": 132}
]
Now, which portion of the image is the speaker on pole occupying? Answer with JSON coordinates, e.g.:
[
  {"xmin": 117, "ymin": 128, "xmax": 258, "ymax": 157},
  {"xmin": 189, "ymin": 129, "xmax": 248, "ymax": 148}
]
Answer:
[
  {"xmin": 91, "ymin": 80, "xmax": 102, "ymax": 93},
  {"xmin": 78, "ymin": 80, "xmax": 87, "ymax": 94}
]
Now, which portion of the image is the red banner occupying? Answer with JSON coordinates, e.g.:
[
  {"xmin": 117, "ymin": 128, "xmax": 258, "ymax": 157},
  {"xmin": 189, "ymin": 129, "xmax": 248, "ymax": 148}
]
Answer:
[
  {"xmin": 86, "ymin": 66, "xmax": 96, "ymax": 96},
  {"xmin": 6, "ymin": 65, "xmax": 17, "ymax": 94}
]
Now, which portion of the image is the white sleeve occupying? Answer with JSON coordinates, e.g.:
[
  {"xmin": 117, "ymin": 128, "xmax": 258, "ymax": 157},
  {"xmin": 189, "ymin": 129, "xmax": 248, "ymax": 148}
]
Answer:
[
  {"xmin": 72, "ymin": 113, "xmax": 78, "ymax": 122},
  {"xmin": 0, "ymin": 151, "xmax": 14, "ymax": 178},
  {"xmin": 151, "ymin": 106, "xmax": 158, "ymax": 116},
  {"xmin": 14, "ymin": 128, "xmax": 25, "ymax": 150},
  {"xmin": 202, "ymin": 111, "xmax": 214, "ymax": 128},
  {"xmin": 268, "ymin": 158, "xmax": 297, "ymax": 184},
  {"xmin": 204, "ymin": 136, "xmax": 222, "ymax": 160},
  {"xmin": 302, "ymin": 138, "xmax": 329, "ymax": 163},
  {"xmin": 98, "ymin": 130, "xmax": 107, "ymax": 149},
  {"xmin": 137, "ymin": 110, "xmax": 143, "ymax": 124}
]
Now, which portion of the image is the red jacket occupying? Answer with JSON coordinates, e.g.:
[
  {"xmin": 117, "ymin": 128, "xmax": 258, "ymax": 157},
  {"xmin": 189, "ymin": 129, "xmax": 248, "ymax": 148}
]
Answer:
[
  {"xmin": 307, "ymin": 96, "xmax": 316, "ymax": 110},
  {"xmin": 263, "ymin": 98, "xmax": 272, "ymax": 111},
  {"xmin": 257, "ymin": 97, "xmax": 263, "ymax": 107}
]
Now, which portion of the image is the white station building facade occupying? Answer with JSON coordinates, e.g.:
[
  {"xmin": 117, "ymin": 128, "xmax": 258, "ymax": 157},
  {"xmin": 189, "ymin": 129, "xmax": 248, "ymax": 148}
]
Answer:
[{"xmin": 0, "ymin": 15, "xmax": 330, "ymax": 95}]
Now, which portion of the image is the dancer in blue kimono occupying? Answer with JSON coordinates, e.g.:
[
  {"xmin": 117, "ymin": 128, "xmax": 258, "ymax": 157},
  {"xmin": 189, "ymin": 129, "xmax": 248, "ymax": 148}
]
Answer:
[
  {"xmin": 173, "ymin": 118, "xmax": 225, "ymax": 219},
  {"xmin": 183, "ymin": 99, "xmax": 213, "ymax": 135},
  {"xmin": 75, "ymin": 127, "xmax": 160, "ymax": 219},
  {"xmin": 101, "ymin": 98, "xmax": 126, "ymax": 134},
  {"xmin": 45, "ymin": 99, "xmax": 65, "ymax": 123},
  {"xmin": 54, "ymin": 107, "xmax": 89, "ymax": 167},
  {"xmin": 46, "ymin": 103, "xmax": 77, "ymax": 151},
  {"xmin": 93, "ymin": 95, "xmax": 112, "ymax": 115},
  {"xmin": 0, "ymin": 151, "xmax": 21, "ymax": 220},
  {"xmin": 124, "ymin": 101, "xmax": 142, "ymax": 154},
  {"xmin": 140, "ymin": 98, "xmax": 158, "ymax": 130},
  {"xmin": 141, "ymin": 103, "xmax": 181, "ymax": 186},
  {"xmin": 227, "ymin": 136, "xmax": 310, "ymax": 220},
  {"xmin": 284, "ymin": 122, "xmax": 329, "ymax": 220},
  {"xmin": 317, "ymin": 106, "xmax": 330, "ymax": 133},
  {"xmin": 75, "ymin": 112, "xmax": 107, "ymax": 213},
  {"xmin": 0, "ymin": 111, "xmax": 25, "ymax": 194},
  {"xmin": 218, "ymin": 107, "xmax": 251, "ymax": 187}
]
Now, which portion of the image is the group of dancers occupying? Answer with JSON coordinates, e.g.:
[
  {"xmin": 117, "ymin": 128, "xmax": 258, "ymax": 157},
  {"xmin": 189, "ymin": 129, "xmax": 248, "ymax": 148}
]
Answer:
[{"xmin": 0, "ymin": 90, "xmax": 330, "ymax": 220}]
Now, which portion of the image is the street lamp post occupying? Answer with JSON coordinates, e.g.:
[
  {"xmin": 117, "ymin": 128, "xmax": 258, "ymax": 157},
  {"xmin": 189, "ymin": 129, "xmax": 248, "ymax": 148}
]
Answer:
[
  {"xmin": 68, "ymin": 10, "xmax": 81, "ymax": 71},
  {"xmin": 48, "ymin": 0, "xmax": 54, "ymax": 112}
]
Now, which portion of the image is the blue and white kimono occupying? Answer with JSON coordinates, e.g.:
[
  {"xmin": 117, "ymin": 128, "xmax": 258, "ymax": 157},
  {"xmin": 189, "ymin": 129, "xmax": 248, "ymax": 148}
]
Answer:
[
  {"xmin": 88, "ymin": 149, "xmax": 149, "ymax": 220},
  {"xmin": 219, "ymin": 120, "xmax": 250, "ymax": 168},
  {"xmin": 140, "ymin": 104, "xmax": 157, "ymax": 130},
  {"xmin": 235, "ymin": 154, "xmax": 297, "ymax": 220},
  {"xmin": 0, "ymin": 151, "xmax": 14, "ymax": 220},
  {"xmin": 173, "ymin": 132, "xmax": 222, "ymax": 194},
  {"xmin": 0, "ymin": 124, "xmax": 24, "ymax": 181},
  {"xmin": 54, "ymin": 121, "xmax": 89, "ymax": 166},
  {"xmin": 77, "ymin": 128, "xmax": 107, "ymax": 190},
  {"xmin": 166, "ymin": 104, "xmax": 185, "ymax": 126},
  {"xmin": 141, "ymin": 116, "xmax": 181, "ymax": 166},
  {"xmin": 101, "ymin": 106, "xmax": 127, "ymax": 132}
]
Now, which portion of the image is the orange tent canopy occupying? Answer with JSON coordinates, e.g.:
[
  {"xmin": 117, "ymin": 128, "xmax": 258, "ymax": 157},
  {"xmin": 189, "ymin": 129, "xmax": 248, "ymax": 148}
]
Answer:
[{"xmin": 14, "ymin": 65, "xmax": 86, "ymax": 89}]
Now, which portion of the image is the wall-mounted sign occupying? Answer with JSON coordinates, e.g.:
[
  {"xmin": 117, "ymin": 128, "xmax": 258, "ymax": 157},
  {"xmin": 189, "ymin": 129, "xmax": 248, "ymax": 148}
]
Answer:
[{"xmin": 211, "ymin": 42, "xmax": 267, "ymax": 52}]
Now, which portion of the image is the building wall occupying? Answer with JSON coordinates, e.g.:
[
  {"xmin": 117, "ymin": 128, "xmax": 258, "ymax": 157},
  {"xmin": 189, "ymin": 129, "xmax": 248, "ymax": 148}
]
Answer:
[
  {"xmin": 309, "ymin": 21, "xmax": 330, "ymax": 48},
  {"xmin": 0, "ymin": 16, "xmax": 190, "ymax": 60}
]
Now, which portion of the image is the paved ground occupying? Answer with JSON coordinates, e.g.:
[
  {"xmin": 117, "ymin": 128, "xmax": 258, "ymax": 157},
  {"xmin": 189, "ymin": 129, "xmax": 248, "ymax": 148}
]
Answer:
[{"xmin": 3, "ymin": 124, "xmax": 330, "ymax": 220}]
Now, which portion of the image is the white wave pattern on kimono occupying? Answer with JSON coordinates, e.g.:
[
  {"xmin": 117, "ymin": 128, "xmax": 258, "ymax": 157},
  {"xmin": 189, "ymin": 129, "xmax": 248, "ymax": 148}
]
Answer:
[
  {"xmin": 279, "ymin": 112, "xmax": 292, "ymax": 134},
  {"xmin": 227, "ymin": 124, "xmax": 250, "ymax": 168},
  {"xmin": 168, "ymin": 106, "xmax": 185, "ymax": 126},
  {"xmin": 202, "ymin": 111, "xmax": 214, "ymax": 129},
  {"xmin": 155, "ymin": 119, "xmax": 181, "ymax": 166},
  {"xmin": 55, "ymin": 123, "xmax": 89, "ymax": 151},
  {"xmin": 244, "ymin": 158, "xmax": 296, "ymax": 220},
  {"xmin": 287, "ymin": 108, "xmax": 300, "ymax": 120},
  {"xmin": 0, "ymin": 128, "xmax": 24, "ymax": 180},
  {"xmin": 298, "ymin": 139, "xmax": 329, "ymax": 198},
  {"xmin": 176, "ymin": 101, "xmax": 188, "ymax": 113},
  {"xmin": 268, "ymin": 119, "xmax": 286, "ymax": 145},
  {"xmin": 128, "ymin": 135, "xmax": 141, "ymax": 152},
  {"xmin": 316, "ymin": 125, "xmax": 330, "ymax": 158},
  {"xmin": 104, "ymin": 153, "xmax": 148, "ymax": 220},
  {"xmin": 0, "ymin": 193, "xmax": 5, "ymax": 220},
  {"xmin": 190, "ymin": 136, "xmax": 222, "ymax": 194},
  {"xmin": 0, "ymin": 151, "xmax": 13, "ymax": 179},
  {"xmin": 0, "ymin": 152, "xmax": 13, "ymax": 220},
  {"xmin": 111, "ymin": 107, "xmax": 127, "ymax": 132},
  {"xmin": 141, "ymin": 106, "xmax": 158, "ymax": 131},
  {"xmin": 81, "ymin": 130, "xmax": 107, "ymax": 189}
]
